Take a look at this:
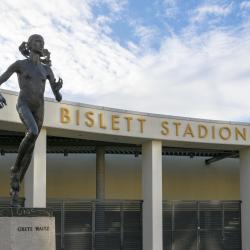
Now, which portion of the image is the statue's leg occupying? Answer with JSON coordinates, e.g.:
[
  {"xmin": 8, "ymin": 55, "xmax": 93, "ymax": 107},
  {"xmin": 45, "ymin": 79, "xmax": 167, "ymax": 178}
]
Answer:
[
  {"xmin": 18, "ymin": 105, "xmax": 44, "ymax": 182},
  {"xmin": 10, "ymin": 143, "xmax": 35, "ymax": 203},
  {"xmin": 12, "ymin": 104, "xmax": 39, "ymax": 174},
  {"xmin": 10, "ymin": 104, "xmax": 39, "ymax": 206},
  {"xmin": 18, "ymin": 144, "xmax": 35, "ymax": 182},
  {"xmin": 10, "ymin": 170, "xmax": 20, "ymax": 207}
]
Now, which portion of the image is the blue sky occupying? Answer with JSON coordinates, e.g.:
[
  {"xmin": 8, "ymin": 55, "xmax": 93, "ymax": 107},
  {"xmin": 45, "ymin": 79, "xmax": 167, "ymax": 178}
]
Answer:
[
  {"xmin": 91, "ymin": 0, "xmax": 249, "ymax": 49},
  {"xmin": 0, "ymin": 0, "xmax": 250, "ymax": 121}
]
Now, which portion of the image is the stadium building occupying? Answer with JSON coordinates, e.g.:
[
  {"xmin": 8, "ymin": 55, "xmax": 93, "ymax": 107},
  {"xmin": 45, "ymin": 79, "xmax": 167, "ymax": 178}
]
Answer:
[{"xmin": 0, "ymin": 89, "xmax": 247, "ymax": 250}]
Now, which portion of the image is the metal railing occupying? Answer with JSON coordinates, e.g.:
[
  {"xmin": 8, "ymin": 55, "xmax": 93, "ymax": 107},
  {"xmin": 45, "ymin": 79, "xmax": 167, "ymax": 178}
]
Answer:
[{"xmin": 0, "ymin": 199, "xmax": 241, "ymax": 250}]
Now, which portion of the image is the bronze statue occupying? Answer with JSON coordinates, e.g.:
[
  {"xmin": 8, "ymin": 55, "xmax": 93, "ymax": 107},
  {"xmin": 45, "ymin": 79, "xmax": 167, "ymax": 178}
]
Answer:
[{"xmin": 0, "ymin": 34, "xmax": 63, "ymax": 207}]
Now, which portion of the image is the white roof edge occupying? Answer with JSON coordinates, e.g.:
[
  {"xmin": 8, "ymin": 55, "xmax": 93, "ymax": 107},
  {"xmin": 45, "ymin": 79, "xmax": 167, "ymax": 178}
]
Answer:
[{"xmin": 1, "ymin": 88, "xmax": 249, "ymax": 126}]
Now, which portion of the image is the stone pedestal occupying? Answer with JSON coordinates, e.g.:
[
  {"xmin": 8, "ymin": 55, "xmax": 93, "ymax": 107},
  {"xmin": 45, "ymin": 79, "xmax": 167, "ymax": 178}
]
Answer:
[{"xmin": 0, "ymin": 208, "xmax": 55, "ymax": 250}]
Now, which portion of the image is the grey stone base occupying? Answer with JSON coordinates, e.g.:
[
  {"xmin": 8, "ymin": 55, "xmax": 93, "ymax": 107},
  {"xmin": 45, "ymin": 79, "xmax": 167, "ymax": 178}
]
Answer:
[{"xmin": 0, "ymin": 216, "xmax": 55, "ymax": 250}]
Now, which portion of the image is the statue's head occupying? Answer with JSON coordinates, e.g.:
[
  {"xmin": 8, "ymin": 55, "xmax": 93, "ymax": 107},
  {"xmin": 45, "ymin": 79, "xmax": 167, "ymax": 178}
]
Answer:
[
  {"xmin": 27, "ymin": 34, "xmax": 44, "ymax": 56},
  {"xmin": 19, "ymin": 34, "xmax": 51, "ymax": 66}
]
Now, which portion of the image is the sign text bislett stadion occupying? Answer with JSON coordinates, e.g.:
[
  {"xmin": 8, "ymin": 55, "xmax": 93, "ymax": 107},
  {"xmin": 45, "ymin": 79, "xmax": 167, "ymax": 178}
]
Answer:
[
  {"xmin": 0, "ymin": 91, "xmax": 248, "ymax": 145},
  {"xmin": 59, "ymin": 107, "xmax": 248, "ymax": 144}
]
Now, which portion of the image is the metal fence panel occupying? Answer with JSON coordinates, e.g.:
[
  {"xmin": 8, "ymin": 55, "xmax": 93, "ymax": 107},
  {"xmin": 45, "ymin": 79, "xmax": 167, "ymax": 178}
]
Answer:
[
  {"xmin": 163, "ymin": 200, "xmax": 241, "ymax": 250},
  {"xmin": 47, "ymin": 200, "xmax": 143, "ymax": 250},
  {"xmin": 0, "ymin": 199, "xmax": 240, "ymax": 250}
]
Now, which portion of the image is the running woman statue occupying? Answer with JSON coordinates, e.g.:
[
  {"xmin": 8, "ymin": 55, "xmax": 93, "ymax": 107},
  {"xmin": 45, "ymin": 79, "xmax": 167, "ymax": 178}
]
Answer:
[{"xmin": 0, "ymin": 34, "xmax": 63, "ymax": 207}]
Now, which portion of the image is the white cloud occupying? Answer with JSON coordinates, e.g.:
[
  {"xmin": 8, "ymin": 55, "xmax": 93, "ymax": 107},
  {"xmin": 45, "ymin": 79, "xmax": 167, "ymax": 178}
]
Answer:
[
  {"xmin": 240, "ymin": 1, "xmax": 250, "ymax": 9},
  {"xmin": 163, "ymin": 0, "xmax": 179, "ymax": 18},
  {"xmin": 0, "ymin": 0, "xmax": 250, "ymax": 122},
  {"xmin": 192, "ymin": 3, "xmax": 233, "ymax": 22},
  {"xmin": 164, "ymin": 0, "xmax": 176, "ymax": 4},
  {"xmin": 92, "ymin": 27, "xmax": 250, "ymax": 121},
  {"xmin": 90, "ymin": 0, "xmax": 128, "ymax": 14},
  {"xmin": 133, "ymin": 24, "xmax": 160, "ymax": 49},
  {"xmin": 0, "ymin": 0, "xmax": 136, "ymax": 97}
]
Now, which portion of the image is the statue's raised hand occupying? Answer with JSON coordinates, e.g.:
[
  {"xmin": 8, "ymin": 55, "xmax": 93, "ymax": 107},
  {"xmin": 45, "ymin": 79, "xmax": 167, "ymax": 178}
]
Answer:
[
  {"xmin": 53, "ymin": 78, "xmax": 63, "ymax": 102},
  {"xmin": 0, "ymin": 93, "xmax": 7, "ymax": 109},
  {"xmin": 54, "ymin": 77, "xmax": 63, "ymax": 92}
]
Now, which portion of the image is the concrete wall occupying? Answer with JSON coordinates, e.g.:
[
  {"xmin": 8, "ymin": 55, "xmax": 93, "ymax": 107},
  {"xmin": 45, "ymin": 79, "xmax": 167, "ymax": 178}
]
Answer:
[{"xmin": 0, "ymin": 154, "xmax": 240, "ymax": 200}]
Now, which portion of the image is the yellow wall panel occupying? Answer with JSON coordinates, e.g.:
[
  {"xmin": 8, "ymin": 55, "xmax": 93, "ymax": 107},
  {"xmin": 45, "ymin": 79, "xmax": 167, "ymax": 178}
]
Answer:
[{"xmin": 0, "ymin": 154, "xmax": 240, "ymax": 201}]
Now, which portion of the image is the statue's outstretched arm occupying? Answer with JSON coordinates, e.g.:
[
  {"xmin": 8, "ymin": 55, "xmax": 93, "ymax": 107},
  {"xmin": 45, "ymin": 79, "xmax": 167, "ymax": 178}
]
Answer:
[
  {"xmin": 0, "ymin": 61, "xmax": 19, "ymax": 85},
  {"xmin": 47, "ymin": 66, "xmax": 63, "ymax": 102},
  {"xmin": 0, "ymin": 61, "xmax": 19, "ymax": 108}
]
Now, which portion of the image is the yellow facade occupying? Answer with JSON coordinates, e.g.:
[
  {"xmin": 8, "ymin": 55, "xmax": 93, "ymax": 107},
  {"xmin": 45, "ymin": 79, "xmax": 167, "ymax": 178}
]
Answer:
[{"xmin": 0, "ymin": 154, "xmax": 239, "ymax": 201}]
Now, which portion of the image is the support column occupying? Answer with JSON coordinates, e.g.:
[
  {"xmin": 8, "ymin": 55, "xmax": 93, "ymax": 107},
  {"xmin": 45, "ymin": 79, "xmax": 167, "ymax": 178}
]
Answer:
[
  {"xmin": 240, "ymin": 147, "xmax": 250, "ymax": 250},
  {"xmin": 24, "ymin": 128, "xmax": 47, "ymax": 208},
  {"xmin": 142, "ymin": 140, "xmax": 162, "ymax": 250},
  {"xmin": 96, "ymin": 146, "xmax": 105, "ymax": 200}
]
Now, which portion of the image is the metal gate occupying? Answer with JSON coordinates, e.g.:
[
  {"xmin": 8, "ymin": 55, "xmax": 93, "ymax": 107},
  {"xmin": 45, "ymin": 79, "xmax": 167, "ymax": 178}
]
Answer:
[
  {"xmin": 163, "ymin": 201, "xmax": 241, "ymax": 250},
  {"xmin": 46, "ymin": 200, "xmax": 143, "ymax": 250}
]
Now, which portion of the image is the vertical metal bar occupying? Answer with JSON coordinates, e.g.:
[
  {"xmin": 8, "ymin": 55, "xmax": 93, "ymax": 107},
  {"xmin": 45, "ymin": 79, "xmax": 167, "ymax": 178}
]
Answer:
[
  {"xmin": 120, "ymin": 202, "xmax": 124, "ymax": 250},
  {"xmin": 172, "ymin": 201, "xmax": 175, "ymax": 250},
  {"xmin": 240, "ymin": 201, "xmax": 242, "ymax": 250},
  {"xmin": 61, "ymin": 200, "xmax": 65, "ymax": 250},
  {"xmin": 197, "ymin": 201, "xmax": 200, "ymax": 250},
  {"xmin": 141, "ymin": 201, "xmax": 143, "ymax": 250},
  {"xmin": 92, "ymin": 201, "xmax": 96, "ymax": 250},
  {"xmin": 222, "ymin": 202, "xmax": 225, "ymax": 250}
]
